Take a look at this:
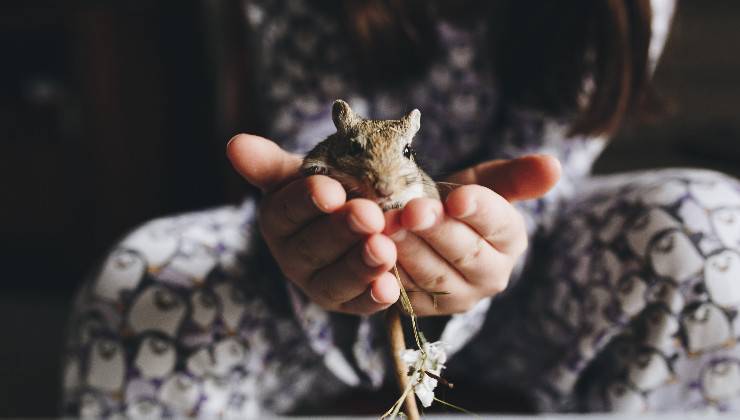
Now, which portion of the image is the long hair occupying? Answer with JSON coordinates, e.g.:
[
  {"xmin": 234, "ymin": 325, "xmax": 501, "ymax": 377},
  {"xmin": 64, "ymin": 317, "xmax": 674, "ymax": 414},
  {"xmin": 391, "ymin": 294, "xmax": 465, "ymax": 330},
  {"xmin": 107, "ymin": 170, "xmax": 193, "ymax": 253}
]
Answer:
[{"xmin": 337, "ymin": 0, "xmax": 657, "ymax": 137}]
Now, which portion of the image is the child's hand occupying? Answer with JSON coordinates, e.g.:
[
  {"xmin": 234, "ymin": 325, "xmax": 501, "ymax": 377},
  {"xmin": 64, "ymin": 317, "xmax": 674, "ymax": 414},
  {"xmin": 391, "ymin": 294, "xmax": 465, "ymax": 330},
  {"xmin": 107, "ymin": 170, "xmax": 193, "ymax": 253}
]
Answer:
[
  {"xmin": 228, "ymin": 134, "xmax": 560, "ymax": 317},
  {"xmin": 227, "ymin": 134, "xmax": 400, "ymax": 315},
  {"xmin": 383, "ymin": 156, "xmax": 562, "ymax": 315}
]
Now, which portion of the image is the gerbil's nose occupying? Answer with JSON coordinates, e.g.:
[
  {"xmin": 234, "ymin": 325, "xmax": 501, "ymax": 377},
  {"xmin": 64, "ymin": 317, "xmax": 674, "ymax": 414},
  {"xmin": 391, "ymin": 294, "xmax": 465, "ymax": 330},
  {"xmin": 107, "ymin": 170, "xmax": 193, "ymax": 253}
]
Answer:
[{"xmin": 374, "ymin": 181, "xmax": 393, "ymax": 198}]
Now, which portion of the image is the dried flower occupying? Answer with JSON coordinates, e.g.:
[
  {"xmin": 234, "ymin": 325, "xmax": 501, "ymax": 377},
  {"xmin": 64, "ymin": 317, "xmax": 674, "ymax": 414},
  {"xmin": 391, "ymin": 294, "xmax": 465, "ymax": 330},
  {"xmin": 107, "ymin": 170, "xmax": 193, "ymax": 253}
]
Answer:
[{"xmin": 400, "ymin": 341, "xmax": 448, "ymax": 407}]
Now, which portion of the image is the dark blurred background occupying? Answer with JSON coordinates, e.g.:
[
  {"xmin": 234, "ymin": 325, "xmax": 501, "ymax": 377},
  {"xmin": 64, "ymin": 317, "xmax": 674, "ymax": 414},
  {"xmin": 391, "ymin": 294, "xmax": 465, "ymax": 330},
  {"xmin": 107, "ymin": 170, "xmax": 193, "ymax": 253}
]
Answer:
[{"xmin": 0, "ymin": 0, "xmax": 739, "ymax": 416}]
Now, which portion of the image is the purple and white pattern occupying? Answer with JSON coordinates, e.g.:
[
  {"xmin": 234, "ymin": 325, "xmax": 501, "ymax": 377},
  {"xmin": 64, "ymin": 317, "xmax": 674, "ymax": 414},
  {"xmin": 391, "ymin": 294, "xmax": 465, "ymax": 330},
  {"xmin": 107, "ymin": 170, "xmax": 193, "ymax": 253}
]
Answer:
[
  {"xmin": 64, "ymin": 202, "xmax": 345, "ymax": 417},
  {"xmin": 60, "ymin": 0, "xmax": 740, "ymax": 416}
]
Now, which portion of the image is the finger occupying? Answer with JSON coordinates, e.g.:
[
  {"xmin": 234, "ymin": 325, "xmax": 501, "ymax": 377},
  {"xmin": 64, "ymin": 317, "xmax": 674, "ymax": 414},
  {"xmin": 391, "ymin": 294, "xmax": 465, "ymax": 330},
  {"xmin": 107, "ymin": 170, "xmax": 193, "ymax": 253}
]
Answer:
[
  {"xmin": 400, "ymin": 197, "xmax": 511, "ymax": 292},
  {"xmin": 260, "ymin": 175, "xmax": 346, "ymax": 238},
  {"xmin": 306, "ymin": 234, "xmax": 396, "ymax": 306},
  {"xmin": 226, "ymin": 133, "xmax": 303, "ymax": 193},
  {"xmin": 391, "ymin": 230, "xmax": 477, "ymax": 315},
  {"xmin": 445, "ymin": 185, "xmax": 528, "ymax": 256},
  {"xmin": 446, "ymin": 154, "xmax": 561, "ymax": 202},
  {"xmin": 395, "ymin": 265, "xmax": 477, "ymax": 316},
  {"xmin": 339, "ymin": 272, "xmax": 399, "ymax": 315},
  {"xmin": 383, "ymin": 208, "xmax": 403, "ymax": 237},
  {"xmin": 282, "ymin": 199, "xmax": 385, "ymax": 281}
]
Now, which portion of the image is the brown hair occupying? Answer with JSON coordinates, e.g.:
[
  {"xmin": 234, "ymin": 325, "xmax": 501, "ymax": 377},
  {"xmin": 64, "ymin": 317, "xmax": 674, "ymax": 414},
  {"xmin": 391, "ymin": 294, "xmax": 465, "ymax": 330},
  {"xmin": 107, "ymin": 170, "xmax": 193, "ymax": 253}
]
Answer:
[{"xmin": 339, "ymin": 0, "xmax": 657, "ymax": 137}]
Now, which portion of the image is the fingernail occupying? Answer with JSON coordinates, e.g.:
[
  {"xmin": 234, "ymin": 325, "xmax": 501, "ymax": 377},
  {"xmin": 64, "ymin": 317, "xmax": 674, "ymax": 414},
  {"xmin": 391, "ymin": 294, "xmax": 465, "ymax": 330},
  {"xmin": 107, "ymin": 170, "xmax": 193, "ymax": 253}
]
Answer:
[
  {"xmin": 414, "ymin": 210, "xmax": 437, "ymax": 231},
  {"xmin": 370, "ymin": 288, "xmax": 382, "ymax": 303},
  {"xmin": 310, "ymin": 193, "xmax": 329, "ymax": 212},
  {"xmin": 226, "ymin": 134, "xmax": 240, "ymax": 149},
  {"xmin": 347, "ymin": 213, "xmax": 368, "ymax": 233},
  {"xmin": 362, "ymin": 243, "xmax": 384, "ymax": 267},
  {"xmin": 390, "ymin": 229, "xmax": 407, "ymax": 242},
  {"xmin": 459, "ymin": 198, "xmax": 477, "ymax": 218}
]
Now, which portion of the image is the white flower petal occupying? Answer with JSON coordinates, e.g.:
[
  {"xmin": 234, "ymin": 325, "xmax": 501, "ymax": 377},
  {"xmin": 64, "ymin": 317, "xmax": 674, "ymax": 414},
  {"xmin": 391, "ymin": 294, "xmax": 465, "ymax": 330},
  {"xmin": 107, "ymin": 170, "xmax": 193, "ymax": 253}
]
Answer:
[
  {"xmin": 400, "ymin": 349, "xmax": 420, "ymax": 366},
  {"xmin": 415, "ymin": 384, "xmax": 435, "ymax": 407}
]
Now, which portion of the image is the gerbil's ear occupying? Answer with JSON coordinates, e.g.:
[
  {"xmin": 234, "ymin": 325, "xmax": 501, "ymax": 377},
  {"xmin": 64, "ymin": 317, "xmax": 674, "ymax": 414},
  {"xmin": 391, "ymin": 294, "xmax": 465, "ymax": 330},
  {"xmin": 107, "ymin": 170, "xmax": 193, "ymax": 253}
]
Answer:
[
  {"xmin": 402, "ymin": 109, "xmax": 421, "ymax": 138},
  {"xmin": 332, "ymin": 99, "xmax": 357, "ymax": 134}
]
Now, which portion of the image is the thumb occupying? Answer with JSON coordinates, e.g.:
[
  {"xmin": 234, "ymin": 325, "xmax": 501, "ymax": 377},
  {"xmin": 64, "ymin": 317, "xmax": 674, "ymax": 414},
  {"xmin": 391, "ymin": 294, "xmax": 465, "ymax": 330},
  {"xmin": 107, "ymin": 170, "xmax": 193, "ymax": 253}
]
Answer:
[
  {"xmin": 226, "ymin": 133, "xmax": 303, "ymax": 193},
  {"xmin": 446, "ymin": 154, "xmax": 562, "ymax": 202}
]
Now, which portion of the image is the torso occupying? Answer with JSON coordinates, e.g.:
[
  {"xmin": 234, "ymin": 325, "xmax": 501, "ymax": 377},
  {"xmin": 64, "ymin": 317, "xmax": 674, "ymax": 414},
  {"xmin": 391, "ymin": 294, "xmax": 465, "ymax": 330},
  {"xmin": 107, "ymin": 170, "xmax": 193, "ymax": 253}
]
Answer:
[{"xmin": 248, "ymin": 0, "xmax": 501, "ymax": 177}]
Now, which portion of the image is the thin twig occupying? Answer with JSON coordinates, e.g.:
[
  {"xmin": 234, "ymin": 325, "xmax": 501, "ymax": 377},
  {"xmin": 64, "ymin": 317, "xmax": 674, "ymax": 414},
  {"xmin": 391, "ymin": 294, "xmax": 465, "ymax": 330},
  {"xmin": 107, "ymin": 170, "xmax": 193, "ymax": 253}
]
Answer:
[
  {"xmin": 384, "ymin": 305, "xmax": 419, "ymax": 420},
  {"xmin": 433, "ymin": 397, "xmax": 479, "ymax": 417},
  {"xmin": 384, "ymin": 265, "xmax": 475, "ymax": 420}
]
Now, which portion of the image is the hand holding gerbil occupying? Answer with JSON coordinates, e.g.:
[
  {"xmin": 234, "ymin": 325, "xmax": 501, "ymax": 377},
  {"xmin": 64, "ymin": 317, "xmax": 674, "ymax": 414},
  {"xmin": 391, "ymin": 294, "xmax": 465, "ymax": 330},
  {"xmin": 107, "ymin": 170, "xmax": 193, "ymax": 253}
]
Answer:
[
  {"xmin": 300, "ymin": 99, "xmax": 561, "ymax": 316},
  {"xmin": 384, "ymin": 154, "xmax": 561, "ymax": 315},
  {"xmin": 227, "ymin": 133, "xmax": 401, "ymax": 315},
  {"xmin": 226, "ymin": 100, "xmax": 561, "ymax": 316}
]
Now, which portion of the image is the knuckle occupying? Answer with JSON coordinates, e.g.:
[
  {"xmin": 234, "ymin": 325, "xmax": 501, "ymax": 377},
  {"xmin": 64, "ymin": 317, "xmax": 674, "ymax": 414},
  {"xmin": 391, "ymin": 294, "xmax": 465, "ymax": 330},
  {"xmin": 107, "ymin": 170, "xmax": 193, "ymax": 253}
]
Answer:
[
  {"xmin": 294, "ymin": 236, "xmax": 328, "ymax": 269},
  {"xmin": 345, "ymin": 250, "xmax": 367, "ymax": 278},
  {"xmin": 308, "ymin": 270, "xmax": 347, "ymax": 305},
  {"xmin": 483, "ymin": 224, "xmax": 506, "ymax": 244},
  {"xmin": 277, "ymin": 256, "xmax": 309, "ymax": 285},
  {"xmin": 321, "ymin": 282, "xmax": 344, "ymax": 304},
  {"xmin": 452, "ymin": 237, "xmax": 487, "ymax": 268},
  {"xmin": 280, "ymin": 197, "xmax": 302, "ymax": 227},
  {"xmin": 418, "ymin": 273, "xmax": 446, "ymax": 290},
  {"xmin": 307, "ymin": 274, "xmax": 342, "ymax": 306},
  {"xmin": 259, "ymin": 195, "xmax": 298, "ymax": 237}
]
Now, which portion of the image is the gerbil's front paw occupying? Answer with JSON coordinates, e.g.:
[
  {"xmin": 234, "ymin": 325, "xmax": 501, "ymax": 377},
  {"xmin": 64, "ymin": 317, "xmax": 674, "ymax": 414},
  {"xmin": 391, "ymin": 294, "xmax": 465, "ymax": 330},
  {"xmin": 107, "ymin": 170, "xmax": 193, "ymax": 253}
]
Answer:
[
  {"xmin": 301, "ymin": 161, "xmax": 330, "ymax": 176},
  {"xmin": 380, "ymin": 201, "xmax": 403, "ymax": 211}
]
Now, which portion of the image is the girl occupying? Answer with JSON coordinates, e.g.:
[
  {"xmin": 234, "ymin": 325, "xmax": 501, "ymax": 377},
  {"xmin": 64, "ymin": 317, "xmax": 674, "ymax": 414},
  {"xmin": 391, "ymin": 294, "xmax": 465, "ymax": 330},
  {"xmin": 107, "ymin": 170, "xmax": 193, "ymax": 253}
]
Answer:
[{"xmin": 63, "ymin": 0, "xmax": 740, "ymax": 416}]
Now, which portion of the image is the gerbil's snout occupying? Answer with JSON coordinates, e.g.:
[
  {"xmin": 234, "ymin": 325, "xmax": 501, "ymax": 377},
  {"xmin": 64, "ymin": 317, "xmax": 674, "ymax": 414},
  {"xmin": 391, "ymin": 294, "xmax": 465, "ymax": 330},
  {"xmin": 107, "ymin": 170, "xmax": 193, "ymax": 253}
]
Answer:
[
  {"xmin": 374, "ymin": 180, "xmax": 394, "ymax": 198},
  {"xmin": 362, "ymin": 174, "xmax": 405, "ymax": 210}
]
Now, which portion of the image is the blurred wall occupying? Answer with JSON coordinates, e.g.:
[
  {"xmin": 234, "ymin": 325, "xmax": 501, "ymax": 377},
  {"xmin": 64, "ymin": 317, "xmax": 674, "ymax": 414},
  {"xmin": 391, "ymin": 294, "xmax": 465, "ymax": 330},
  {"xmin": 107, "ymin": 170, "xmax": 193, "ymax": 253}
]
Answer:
[
  {"xmin": 0, "ymin": 0, "xmax": 245, "ymax": 416},
  {"xmin": 595, "ymin": 0, "xmax": 740, "ymax": 176},
  {"xmin": 0, "ymin": 0, "xmax": 243, "ymax": 299}
]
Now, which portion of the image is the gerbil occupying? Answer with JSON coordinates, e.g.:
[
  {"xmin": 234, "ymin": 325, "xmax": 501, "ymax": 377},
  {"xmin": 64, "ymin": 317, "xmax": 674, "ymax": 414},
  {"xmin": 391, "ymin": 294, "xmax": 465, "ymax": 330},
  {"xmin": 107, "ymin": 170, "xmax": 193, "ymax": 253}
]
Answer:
[{"xmin": 302, "ymin": 99, "xmax": 439, "ymax": 211}]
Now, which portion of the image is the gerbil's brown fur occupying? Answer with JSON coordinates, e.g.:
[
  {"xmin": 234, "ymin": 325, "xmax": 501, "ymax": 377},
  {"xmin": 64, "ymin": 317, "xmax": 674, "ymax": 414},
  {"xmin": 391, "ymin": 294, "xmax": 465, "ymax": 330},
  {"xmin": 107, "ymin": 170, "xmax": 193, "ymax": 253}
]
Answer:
[{"xmin": 302, "ymin": 99, "xmax": 439, "ymax": 211}]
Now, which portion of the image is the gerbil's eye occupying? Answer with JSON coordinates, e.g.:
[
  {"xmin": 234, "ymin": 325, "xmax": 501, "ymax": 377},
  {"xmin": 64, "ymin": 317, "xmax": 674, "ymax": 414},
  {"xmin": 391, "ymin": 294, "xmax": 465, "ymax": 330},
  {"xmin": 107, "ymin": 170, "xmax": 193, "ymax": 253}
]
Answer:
[
  {"xmin": 403, "ymin": 144, "xmax": 414, "ymax": 160},
  {"xmin": 348, "ymin": 141, "xmax": 363, "ymax": 157}
]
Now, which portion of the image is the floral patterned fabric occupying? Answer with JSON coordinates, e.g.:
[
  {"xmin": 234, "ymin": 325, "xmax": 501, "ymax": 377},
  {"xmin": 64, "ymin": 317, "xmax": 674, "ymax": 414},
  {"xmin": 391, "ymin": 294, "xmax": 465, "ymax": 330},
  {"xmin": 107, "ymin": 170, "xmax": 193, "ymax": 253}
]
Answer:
[{"xmin": 60, "ymin": 0, "xmax": 740, "ymax": 416}]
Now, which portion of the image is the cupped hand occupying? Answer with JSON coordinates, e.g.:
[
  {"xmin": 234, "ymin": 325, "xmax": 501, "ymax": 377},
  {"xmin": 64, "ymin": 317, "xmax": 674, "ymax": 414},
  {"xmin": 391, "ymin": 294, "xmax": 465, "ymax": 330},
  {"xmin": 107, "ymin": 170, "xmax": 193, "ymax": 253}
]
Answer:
[
  {"xmin": 383, "ymin": 156, "xmax": 562, "ymax": 316},
  {"xmin": 227, "ymin": 134, "xmax": 400, "ymax": 315},
  {"xmin": 228, "ymin": 133, "xmax": 561, "ymax": 317}
]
